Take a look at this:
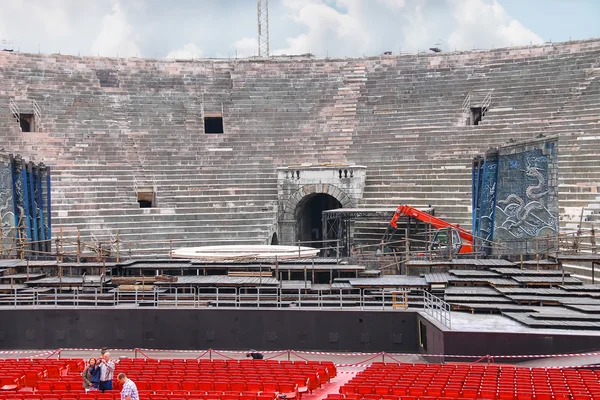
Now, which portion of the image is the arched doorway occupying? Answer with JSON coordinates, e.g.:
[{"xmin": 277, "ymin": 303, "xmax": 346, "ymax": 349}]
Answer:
[
  {"xmin": 295, "ymin": 193, "xmax": 342, "ymax": 248},
  {"xmin": 270, "ymin": 232, "xmax": 279, "ymax": 245}
]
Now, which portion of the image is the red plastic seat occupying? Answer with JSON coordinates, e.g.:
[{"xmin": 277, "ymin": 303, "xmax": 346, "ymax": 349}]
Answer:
[
  {"xmin": 181, "ymin": 381, "xmax": 197, "ymax": 391},
  {"xmin": 149, "ymin": 381, "xmax": 165, "ymax": 391},
  {"xmin": 52, "ymin": 381, "xmax": 69, "ymax": 391},
  {"xmin": 245, "ymin": 382, "xmax": 262, "ymax": 392},
  {"xmin": 198, "ymin": 381, "xmax": 214, "ymax": 391},
  {"xmin": 261, "ymin": 382, "xmax": 278, "ymax": 393},
  {"xmin": 230, "ymin": 381, "xmax": 246, "ymax": 392},
  {"xmin": 165, "ymin": 381, "xmax": 181, "ymax": 391},
  {"xmin": 214, "ymin": 381, "xmax": 230, "ymax": 391}
]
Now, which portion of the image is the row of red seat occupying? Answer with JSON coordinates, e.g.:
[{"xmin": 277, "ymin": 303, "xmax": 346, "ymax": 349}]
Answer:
[
  {"xmin": 35, "ymin": 380, "xmax": 304, "ymax": 392},
  {"xmin": 0, "ymin": 358, "xmax": 334, "ymax": 400},
  {"xmin": 0, "ymin": 359, "xmax": 82, "ymax": 388},
  {"xmin": 325, "ymin": 395, "xmax": 600, "ymax": 400},
  {"xmin": 0, "ymin": 394, "xmax": 278, "ymax": 400},
  {"xmin": 335, "ymin": 363, "xmax": 600, "ymax": 400}
]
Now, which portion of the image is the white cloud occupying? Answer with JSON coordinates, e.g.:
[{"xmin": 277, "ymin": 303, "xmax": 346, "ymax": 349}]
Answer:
[
  {"xmin": 0, "ymin": 0, "xmax": 547, "ymax": 59},
  {"xmin": 91, "ymin": 1, "xmax": 140, "ymax": 57},
  {"xmin": 166, "ymin": 43, "xmax": 204, "ymax": 59},
  {"xmin": 375, "ymin": 0, "xmax": 406, "ymax": 10},
  {"xmin": 269, "ymin": 0, "xmax": 543, "ymax": 57},
  {"xmin": 448, "ymin": 0, "xmax": 543, "ymax": 50},
  {"xmin": 274, "ymin": 1, "xmax": 368, "ymax": 56},
  {"xmin": 31, "ymin": 0, "xmax": 72, "ymax": 38},
  {"xmin": 0, "ymin": 0, "xmax": 73, "ymax": 52},
  {"xmin": 232, "ymin": 37, "xmax": 258, "ymax": 58}
]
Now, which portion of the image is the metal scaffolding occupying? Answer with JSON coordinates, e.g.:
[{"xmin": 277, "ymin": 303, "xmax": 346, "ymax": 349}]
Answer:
[
  {"xmin": 257, "ymin": 0, "xmax": 269, "ymax": 57},
  {"xmin": 322, "ymin": 208, "xmax": 398, "ymax": 257}
]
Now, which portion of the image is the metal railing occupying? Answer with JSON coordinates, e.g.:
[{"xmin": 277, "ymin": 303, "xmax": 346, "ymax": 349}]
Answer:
[
  {"xmin": 32, "ymin": 99, "xmax": 42, "ymax": 130},
  {"xmin": 423, "ymin": 290, "xmax": 452, "ymax": 329},
  {"xmin": 9, "ymin": 99, "xmax": 19, "ymax": 122},
  {"xmin": 481, "ymin": 90, "xmax": 493, "ymax": 112},
  {"xmin": 462, "ymin": 90, "xmax": 493, "ymax": 115},
  {"xmin": 461, "ymin": 93, "xmax": 471, "ymax": 115},
  {"xmin": 0, "ymin": 287, "xmax": 427, "ymax": 311}
]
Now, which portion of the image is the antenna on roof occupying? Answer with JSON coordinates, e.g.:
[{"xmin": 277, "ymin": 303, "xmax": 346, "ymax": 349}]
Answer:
[{"xmin": 257, "ymin": 0, "xmax": 270, "ymax": 57}]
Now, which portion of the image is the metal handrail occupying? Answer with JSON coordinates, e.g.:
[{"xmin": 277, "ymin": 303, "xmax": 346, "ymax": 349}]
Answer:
[
  {"xmin": 461, "ymin": 93, "xmax": 471, "ymax": 114},
  {"xmin": 0, "ymin": 286, "xmax": 426, "ymax": 311},
  {"xmin": 423, "ymin": 290, "xmax": 452, "ymax": 329},
  {"xmin": 32, "ymin": 100, "xmax": 42, "ymax": 130},
  {"xmin": 9, "ymin": 99, "xmax": 20, "ymax": 122},
  {"xmin": 481, "ymin": 91, "xmax": 493, "ymax": 112}
]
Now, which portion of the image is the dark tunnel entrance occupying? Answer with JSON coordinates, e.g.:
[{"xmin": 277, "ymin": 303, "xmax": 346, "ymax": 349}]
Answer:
[{"xmin": 296, "ymin": 193, "xmax": 342, "ymax": 249}]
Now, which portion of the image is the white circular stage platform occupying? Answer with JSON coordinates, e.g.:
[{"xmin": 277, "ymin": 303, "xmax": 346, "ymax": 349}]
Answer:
[{"xmin": 171, "ymin": 245, "xmax": 320, "ymax": 260}]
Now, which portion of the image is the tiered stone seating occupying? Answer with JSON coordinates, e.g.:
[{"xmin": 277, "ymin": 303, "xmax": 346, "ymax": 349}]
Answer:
[
  {"xmin": 328, "ymin": 362, "xmax": 600, "ymax": 400},
  {"xmin": 0, "ymin": 40, "xmax": 599, "ymax": 257}
]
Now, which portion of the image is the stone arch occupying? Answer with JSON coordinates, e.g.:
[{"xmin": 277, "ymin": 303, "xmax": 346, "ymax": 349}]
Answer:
[
  {"xmin": 270, "ymin": 232, "xmax": 279, "ymax": 245},
  {"xmin": 278, "ymin": 184, "xmax": 354, "ymax": 247},
  {"xmin": 283, "ymin": 184, "xmax": 354, "ymax": 220}
]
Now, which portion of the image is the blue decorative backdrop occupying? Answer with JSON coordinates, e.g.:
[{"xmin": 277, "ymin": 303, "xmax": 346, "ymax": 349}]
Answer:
[
  {"xmin": 0, "ymin": 154, "xmax": 51, "ymax": 257},
  {"xmin": 0, "ymin": 156, "xmax": 15, "ymax": 245},
  {"xmin": 473, "ymin": 138, "xmax": 558, "ymax": 255},
  {"xmin": 472, "ymin": 149, "xmax": 499, "ymax": 252}
]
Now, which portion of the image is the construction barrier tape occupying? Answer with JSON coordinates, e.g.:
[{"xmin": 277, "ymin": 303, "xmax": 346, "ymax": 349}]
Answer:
[
  {"xmin": 0, "ymin": 350, "xmax": 50, "ymax": 355},
  {"xmin": 20, "ymin": 348, "xmax": 600, "ymax": 365}
]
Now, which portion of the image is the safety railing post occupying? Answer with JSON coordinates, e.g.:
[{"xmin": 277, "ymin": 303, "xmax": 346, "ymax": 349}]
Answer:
[
  {"xmin": 175, "ymin": 287, "xmax": 178, "ymax": 307},
  {"xmin": 216, "ymin": 287, "xmax": 219, "ymax": 307},
  {"xmin": 135, "ymin": 288, "xmax": 138, "ymax": 306},
  {"xmin": 340, "ymin": 289, "xmax": 343, "ymax": 309},
  {"xmin": 360, "ymin": 288, "xmax": 364, "ymax": 311},
  {"xmin": 95, "ymin": 288, "xmax": 98, "ymax": 308},
  {"xmin": 54, "ymin": 288, "xmax": 58, "ymax": 308},
  {"xmin": 318, "ymin": 290, "xmax": 322, "ymax": 310},
  {"xmin": 257, "ymin": 287, "xmax": 260, "ymax": 309}
]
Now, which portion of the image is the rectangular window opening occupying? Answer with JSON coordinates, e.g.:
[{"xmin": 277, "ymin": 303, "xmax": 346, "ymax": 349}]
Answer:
[
  {"xmin": 18, "ymin": 113, "xmax": 35, "ymax": 132},
  {"xmin": 469, "ymin": 107, "xmax": 483, "ymax": 126},
  {"xmin": 204, "ymin": 116, "xmax": 224, "ymax": 134},
  {"xmin": 137, "ymin": 187, "xmax": 156, "ymax": 208}
]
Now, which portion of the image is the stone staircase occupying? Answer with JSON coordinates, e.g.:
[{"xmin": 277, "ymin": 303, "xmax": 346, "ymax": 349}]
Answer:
[{"xmin": 0, "ymin": 40, "xmax": 600, "ymax": 258}]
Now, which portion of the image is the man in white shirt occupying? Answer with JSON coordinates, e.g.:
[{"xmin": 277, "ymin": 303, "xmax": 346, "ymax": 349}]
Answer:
[{"xmin": 99, "ymin": 351, "xmax": 115, "ymax": 392}]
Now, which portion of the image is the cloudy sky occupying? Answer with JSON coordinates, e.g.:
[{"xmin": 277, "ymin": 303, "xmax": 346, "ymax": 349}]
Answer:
[{"xmin": 0, "ymin": 0, "xmax": 598, "ymax": 59}]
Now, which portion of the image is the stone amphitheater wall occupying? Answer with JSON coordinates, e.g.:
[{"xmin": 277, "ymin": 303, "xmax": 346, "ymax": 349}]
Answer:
[{"xmin": 0, "ymin": 39, "xmax": 599, "ymax": 256}]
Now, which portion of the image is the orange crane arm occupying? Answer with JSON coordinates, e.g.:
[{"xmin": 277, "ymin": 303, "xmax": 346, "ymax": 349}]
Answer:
[{"xmin": 390, "ymin": 205, "xmax": 474, "ymax": 243}]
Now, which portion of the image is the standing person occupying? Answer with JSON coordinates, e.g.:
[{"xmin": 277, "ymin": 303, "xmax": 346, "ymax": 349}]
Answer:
[
  {"xmin": 99, "ymin": 351, "xmax": 115, "ymax": 392},
  {"xmin": 118, "ymin": 373, "xmax": 139, "ymax": 400},
  {"xmin": 82, "ymin": 357, "xmax": 100, "ymax": 390}
]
